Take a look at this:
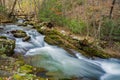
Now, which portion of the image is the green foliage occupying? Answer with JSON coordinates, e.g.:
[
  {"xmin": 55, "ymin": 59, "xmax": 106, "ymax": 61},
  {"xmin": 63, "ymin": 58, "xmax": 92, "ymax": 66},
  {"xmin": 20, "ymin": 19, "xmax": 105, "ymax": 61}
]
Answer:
[
  {"xmin": 76, "ymin": 0, "xmax": 85, "ymax": 5},
  {"xmin": 102, "ymin": 19, "xmax": 116, "ymax": 35},
  {"xmin": 0, "ymin": 6, "xmax": 4, "ymax": 11},
  {"xmin": 0, "ymin": 6, "xmax": 6, "ymax": 13},
  {"xmin": 0, "ymin": 48, "xmax": 6, "ymax": 55},
  {"xmin": 39, "ymin": 0, "xmax": 87, "ymax": 34},
  {"xmin": 39, "ymin": 0, "xmax": 62, "ymax": 22},
  {"xmin": 101, "ymin": 18, "xmax": 120, "ymax": 40},
  {"xmin": 65, "ymin": 19, "xmax": 87, "ymax": 34}
]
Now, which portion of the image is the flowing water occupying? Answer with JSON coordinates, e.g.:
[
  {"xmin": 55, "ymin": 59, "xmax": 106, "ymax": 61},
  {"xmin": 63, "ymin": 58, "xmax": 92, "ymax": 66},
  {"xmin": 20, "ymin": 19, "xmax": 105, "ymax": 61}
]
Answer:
[{"xmin": 1, "ymin": 22, "xmax": 120, "ymax": 80}]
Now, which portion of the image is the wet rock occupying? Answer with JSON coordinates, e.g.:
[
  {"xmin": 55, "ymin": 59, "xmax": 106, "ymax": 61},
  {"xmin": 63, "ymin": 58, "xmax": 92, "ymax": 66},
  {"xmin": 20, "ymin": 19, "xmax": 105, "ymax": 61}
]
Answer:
[
  {"xmin": 79, "ymin": 39, "xmax": 90, "ymax": 46},
  {"xmin": 46, "ymin": 22, "xmax": 54, "ymax": 28},
  {"xmin": 11, "ymin": 30, "xmax": 27, "ymax": 38},
  {"xmin": 11, "ymin": 30, "xmax": 26, "ymax": 34},
  {"xmin": 17, "ymin": 23, "xmax": 27, "ymax": 26},
  {"xmin": 22, "ymin": 36, "xmax": 31, "ymax": 42},
  {"xmin": 13, "ymin": 33, "xmax": 27, "ymax": 38},
  {"xmin": 0, "ymin": 27, "xmax": 3, "ymax": 30},
  {"xmin": 0, "ymin": 36, "xmax": 15, "ymax": 56},
  {"xmin": 0, "ymin": 36, "xmax": 7, "ymax": 39}
]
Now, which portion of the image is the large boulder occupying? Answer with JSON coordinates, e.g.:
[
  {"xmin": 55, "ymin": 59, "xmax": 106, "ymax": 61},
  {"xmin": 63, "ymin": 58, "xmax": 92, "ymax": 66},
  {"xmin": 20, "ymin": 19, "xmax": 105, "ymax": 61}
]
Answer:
[{"xmin": 0, "ymin": 36, "xmax": 15, "ymax": 56}]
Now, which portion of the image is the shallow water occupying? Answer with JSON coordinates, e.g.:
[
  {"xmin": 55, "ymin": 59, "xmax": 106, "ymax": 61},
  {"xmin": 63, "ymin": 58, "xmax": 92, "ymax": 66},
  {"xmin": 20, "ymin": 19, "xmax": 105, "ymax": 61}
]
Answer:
[{"xmin": 1, "ymin": 23, "xmax": 120, "ymax": 80}]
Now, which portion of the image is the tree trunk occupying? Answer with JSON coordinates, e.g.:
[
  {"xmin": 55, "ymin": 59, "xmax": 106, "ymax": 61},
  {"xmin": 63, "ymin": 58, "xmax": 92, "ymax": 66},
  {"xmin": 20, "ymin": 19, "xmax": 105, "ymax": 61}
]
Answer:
[
  {"xmin": 33, "ymin": 0, "xmax": 38, "ymax": 20},
  {"xmin": 109, "ymin": 0, "xmax": 116, "ymax": 19},
  {"xmin": 2, "ymin": 0, "xmax": 5, "ymax": 7},
  {"xmin": 0, "ymin": 0, "xmax": 2, "ymax": 6},
  {"xmin": 9, "ymin": 0, "xmax": 17, "ymax": 18}
]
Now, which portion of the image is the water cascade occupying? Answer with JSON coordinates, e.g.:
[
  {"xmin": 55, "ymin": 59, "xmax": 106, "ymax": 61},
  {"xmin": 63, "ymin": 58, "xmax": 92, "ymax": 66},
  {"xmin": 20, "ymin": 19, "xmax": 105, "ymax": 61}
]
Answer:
[{"xmin": 1, "ymin": 23, "xmax": 120, "ymax": 80}]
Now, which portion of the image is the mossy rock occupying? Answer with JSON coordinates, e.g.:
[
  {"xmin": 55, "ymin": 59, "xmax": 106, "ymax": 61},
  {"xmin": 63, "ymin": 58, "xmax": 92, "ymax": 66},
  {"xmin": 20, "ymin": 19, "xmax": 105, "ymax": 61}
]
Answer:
[
  {"xmin": 13, "ymin": 33, "xmax": 27, "ymax": 38},
  {"xmin": 81, "ymin": 46, "xmax": 110, "ymax": 58},
  {"xmin": 0, "ymin": 36, "xmax": 7, "ymax": 39},
  {"xmin": 0, "ymin": 54, "xmax": 49, "ymax": 79},
  {"xmin": 44, "ymin": 30, "xmax": 77, "ymax": 48},
  {"xmin": 38, "ymin": 29, "xmax": 86, "ymax": 56},
  {"xmin": 17, "ymin": 23, "xmax": 27, "ymax": 26},
  {"xmin": 11, "ymin": 30, "xmax": 25, "ymax": 33},
  {"xmin": 11, "ymin": 30, "xmax": 27, "ymax": 38},
  {"xmin": 0, "ymin": 36, "xmax": 15, "ymax": 56},
  {"xmin": 22, "ymin": 36, "xmax": 31, "ymax": 42}
]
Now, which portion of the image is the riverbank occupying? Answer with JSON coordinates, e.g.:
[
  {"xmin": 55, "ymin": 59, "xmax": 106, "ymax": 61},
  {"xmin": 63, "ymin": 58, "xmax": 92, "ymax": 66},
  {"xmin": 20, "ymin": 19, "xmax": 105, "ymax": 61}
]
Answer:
[
  {"xmin": 0, "ymin": 15, "xmax": 48, "ymax": 79},
  {"xmin": 0, "ymin": 13, "xmax": 13, "ymax": 23}
]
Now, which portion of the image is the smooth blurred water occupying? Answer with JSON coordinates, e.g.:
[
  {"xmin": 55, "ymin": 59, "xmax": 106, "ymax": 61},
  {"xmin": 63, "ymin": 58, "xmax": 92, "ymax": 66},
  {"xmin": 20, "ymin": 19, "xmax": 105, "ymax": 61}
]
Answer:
[{"xmin": 1, "ymin": 23, "xmax": 120, "ymax": 80}]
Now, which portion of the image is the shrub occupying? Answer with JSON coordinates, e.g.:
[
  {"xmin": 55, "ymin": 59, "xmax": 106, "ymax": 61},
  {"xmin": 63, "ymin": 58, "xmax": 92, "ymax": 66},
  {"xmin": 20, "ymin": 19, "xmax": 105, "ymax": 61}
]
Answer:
[
  {"xmin": 0, "ymin": 6, "xmax": 6, "ymax": 13},
  {"xmin": 101, "ymin": 18, "xmax": 120, "ymax": 41},
  {"xmin": 76, "ymin": 0, "xmax": 85, "ymax": 5},
  {"xmin": 39, "ymin": 0, "xmax": 62, "ymax": 22},
  {"xmin": 65, "ymin": 19, "xmax": 87, "ymax": 34}
]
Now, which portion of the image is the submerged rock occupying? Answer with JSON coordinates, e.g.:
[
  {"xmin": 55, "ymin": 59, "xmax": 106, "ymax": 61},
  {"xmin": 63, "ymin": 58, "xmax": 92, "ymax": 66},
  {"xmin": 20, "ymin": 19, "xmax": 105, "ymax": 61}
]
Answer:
[{"xmin": 0, "ymin": 36, "xmax": 15, "ymax": 56}]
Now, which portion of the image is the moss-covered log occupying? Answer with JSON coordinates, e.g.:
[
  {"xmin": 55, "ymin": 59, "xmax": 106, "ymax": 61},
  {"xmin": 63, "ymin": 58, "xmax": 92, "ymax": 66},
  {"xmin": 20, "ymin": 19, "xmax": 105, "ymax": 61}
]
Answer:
[{"xmin": 37, "ymin": 28, "xmax": 118, "ymax": 58}]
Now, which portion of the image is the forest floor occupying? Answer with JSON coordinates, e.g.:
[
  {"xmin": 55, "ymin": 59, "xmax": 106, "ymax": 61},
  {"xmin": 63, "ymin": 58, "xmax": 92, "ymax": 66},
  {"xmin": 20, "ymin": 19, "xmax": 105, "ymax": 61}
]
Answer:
[{"xmin": 54, "ymin": 25, "xmax": 120, "ymax": 57}]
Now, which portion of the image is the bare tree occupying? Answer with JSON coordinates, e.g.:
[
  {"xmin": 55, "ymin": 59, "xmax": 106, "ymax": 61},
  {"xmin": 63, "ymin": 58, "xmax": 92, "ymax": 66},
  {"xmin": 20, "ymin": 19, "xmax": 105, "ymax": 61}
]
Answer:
[
  {"xmin": 0, "ymin": 0, "xmax": 2, "ymax": 6},
  {"xmin": 109, "ymin": 0, "xmax": 116, "ymax": 19},
  {"xmin": 9, "ymin": 0, "xmax": 18, "ymax": 17}
]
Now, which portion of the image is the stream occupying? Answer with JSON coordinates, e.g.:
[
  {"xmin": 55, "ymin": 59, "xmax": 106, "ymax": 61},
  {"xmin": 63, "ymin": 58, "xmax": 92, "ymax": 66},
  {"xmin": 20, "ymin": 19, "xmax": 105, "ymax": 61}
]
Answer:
[{"xmin": 0, "ymin": 22, "xmax": 120, "ymax": 80}]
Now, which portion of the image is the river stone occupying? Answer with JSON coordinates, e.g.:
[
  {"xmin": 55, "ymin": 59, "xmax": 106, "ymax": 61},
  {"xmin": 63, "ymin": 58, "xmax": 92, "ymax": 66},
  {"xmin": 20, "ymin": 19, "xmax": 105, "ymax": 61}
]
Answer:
[
  {"xmin": 11, "ymin": 30, "xmax": 27, "ymax": 38},
  {"xmin": 0, "ymin": 37, "xmax": 15, "ymax": 56},
  {"xmin": 22, "ymin": 36, "xmax": 31, "ymax": 42}
]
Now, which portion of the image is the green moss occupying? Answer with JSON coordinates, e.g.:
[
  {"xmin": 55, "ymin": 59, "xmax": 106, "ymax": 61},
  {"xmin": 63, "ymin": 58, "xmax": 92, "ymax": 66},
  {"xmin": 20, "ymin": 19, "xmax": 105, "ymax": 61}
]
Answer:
[
  {"xmin": 82, "ymin": 47, "xmax": 111, "ymax": 58},
  {"xmin": 0, "ymin": 78, "xmax": 2, "ymax": 80},
  {"xmin": 20, "ymin": 65, "xmax": 33, "ymax": 73},
  {"xmin": 44, "ymin": 30, "xmax": 77, "ymax": 49},
  {"xmin": 14, "ymin": 33, "xmax": 27, "ymax": 38},
  {"xmin": 0, "ymin": 36, "xmax": 7, "ymax": 39},
  {"xmin": 0, "ymin": 38, "xmax": 15, "ymax": 56},
  {"xmin": 17, "ymin": 23, "xmax": 27, "ymax": 26},
  {"xmin": 13, "ymin": 74, "xmax": 23, "ymax": 80},
  {"xmin": 13, "ymin": 73, "xmax": 36, "ymax": 80},
  {"xmin": 14, "ymin": 60, "xmax": 25, "ymax": 67},
  {"xmin": 12, "ymin": 30, "xmax": 27, "ymax": 38}
]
